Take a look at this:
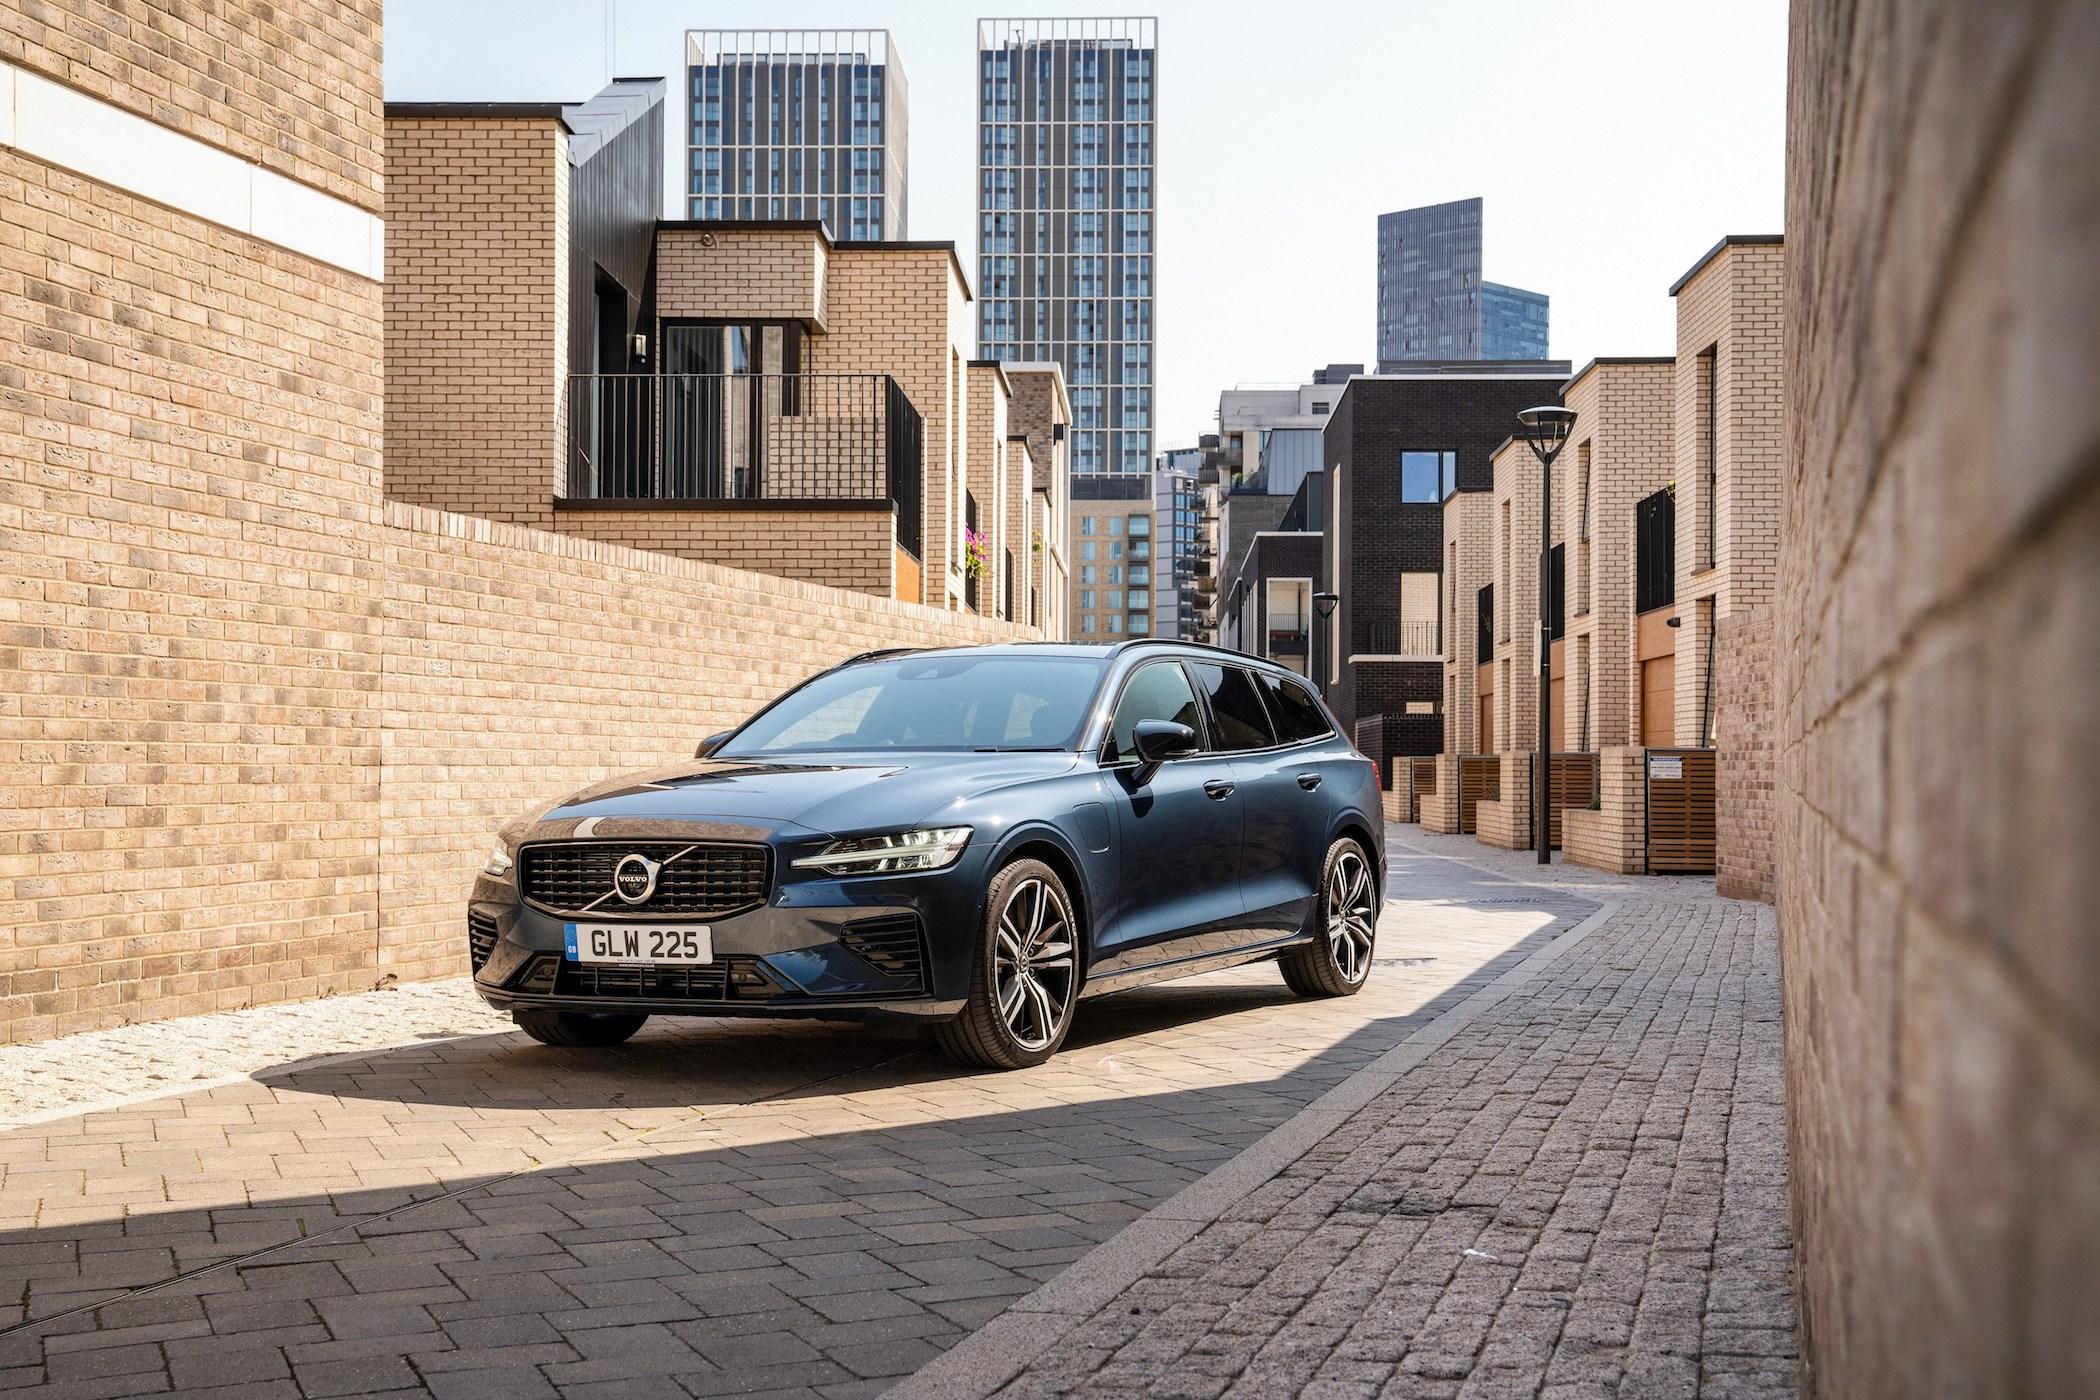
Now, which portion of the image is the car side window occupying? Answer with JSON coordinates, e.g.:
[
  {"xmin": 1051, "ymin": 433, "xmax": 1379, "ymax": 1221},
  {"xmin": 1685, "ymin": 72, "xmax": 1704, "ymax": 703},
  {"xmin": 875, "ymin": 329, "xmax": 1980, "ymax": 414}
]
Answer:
[
  {"xmin": 1259, "ymin": 671, "xmax": 1336, "ymax": 743},
  {"xmin": 1106, "ymin": 662, "xmax": 1203, "ymax": 763},
  {"xmin": 1189, "ymin": 662, "xmax": 1276, "ymax": 751}
]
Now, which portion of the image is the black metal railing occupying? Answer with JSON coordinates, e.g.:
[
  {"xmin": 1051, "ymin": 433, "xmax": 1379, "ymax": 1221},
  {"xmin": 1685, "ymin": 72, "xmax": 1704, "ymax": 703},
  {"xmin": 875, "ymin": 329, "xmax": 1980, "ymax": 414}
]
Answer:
[
  {"xmin": 1477, "ymin": 584, "xmax": 1495, "ymax": 664},
  {"xmin": 1352, "ymin": 616, "xmax": 1441, "ymax": 656},
  {"xmin": 563, "ymin": 373, "xmax": 923, "ymax": 552}
]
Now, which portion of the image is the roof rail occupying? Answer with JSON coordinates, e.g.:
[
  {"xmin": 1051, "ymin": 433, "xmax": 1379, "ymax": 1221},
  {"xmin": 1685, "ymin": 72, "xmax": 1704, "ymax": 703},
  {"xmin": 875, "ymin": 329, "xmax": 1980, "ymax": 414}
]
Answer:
[
  {"xmin": 837, "ymin": 647, "xmax": 921, "ymax": 667},
  {"xmin": 1108, "ymin": 637, "xmax": 1265, "ymax": 662}
]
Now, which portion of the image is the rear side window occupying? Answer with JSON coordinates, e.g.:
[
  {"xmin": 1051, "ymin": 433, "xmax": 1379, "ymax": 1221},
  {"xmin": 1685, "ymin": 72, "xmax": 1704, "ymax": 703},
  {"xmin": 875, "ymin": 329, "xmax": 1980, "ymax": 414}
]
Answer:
[
  {"xmin": 1259, "ymin": 672, "xmax": 1336, "ymax": 743},
  {"xmin": 1107, "ymin": 662, "xmax": 1204, "ymax": 762},
  {"xmin": 1190, "ymin": 663, "xmax": 1276, "ymax": 751}
]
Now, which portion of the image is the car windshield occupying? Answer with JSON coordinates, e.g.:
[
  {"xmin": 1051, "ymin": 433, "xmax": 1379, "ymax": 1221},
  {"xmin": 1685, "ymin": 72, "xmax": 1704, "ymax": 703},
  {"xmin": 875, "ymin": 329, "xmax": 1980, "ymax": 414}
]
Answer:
[{"xmin": 720, "ymin": 654, "xmax": 1108, "ymax": 755}]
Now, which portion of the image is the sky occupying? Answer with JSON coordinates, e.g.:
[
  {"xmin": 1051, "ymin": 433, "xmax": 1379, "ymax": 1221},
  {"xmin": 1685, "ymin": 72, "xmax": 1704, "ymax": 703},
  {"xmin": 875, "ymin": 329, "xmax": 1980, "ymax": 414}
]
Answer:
[{"xmin": 385, "ymin": 1, "xmax": 1788, "ymax": 454}]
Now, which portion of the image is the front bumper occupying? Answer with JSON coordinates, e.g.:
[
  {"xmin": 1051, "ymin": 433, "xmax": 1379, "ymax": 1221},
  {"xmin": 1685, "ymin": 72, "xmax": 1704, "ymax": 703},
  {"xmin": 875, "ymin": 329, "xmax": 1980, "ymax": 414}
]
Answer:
[{"xmin": 466, "ymin": 853, "xmax": 991, "ymax": 1023}]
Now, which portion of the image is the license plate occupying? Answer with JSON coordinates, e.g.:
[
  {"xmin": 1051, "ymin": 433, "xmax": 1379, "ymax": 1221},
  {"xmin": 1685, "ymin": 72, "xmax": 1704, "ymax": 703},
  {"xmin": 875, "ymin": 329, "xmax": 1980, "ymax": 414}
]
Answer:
[{"xmin": 564, "ymin": 923, "xmax": 713, "ymax": 965}]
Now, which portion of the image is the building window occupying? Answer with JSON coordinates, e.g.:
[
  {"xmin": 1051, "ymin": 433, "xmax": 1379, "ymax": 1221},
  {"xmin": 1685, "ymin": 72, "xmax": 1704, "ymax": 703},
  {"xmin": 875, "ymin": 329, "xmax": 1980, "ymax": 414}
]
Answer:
[
  {"xmin": 1636, "ymin": 489, "xmax": 1676, "ymax": 613},
  {"xmin": 1401, "ymin": 450, "xmax": 1457, "ymax": 503}
]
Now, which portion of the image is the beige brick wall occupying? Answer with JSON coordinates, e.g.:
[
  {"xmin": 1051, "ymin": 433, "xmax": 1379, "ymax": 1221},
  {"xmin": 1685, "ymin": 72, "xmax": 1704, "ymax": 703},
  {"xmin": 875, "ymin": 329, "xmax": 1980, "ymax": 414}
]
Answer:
[
  {"xmin": 964, "ymin": 364, "xmax": 1011, "ymax": 617},
  {"xmin": 1475, "ymin": 753, "xmax": 1533, "ymax": 851},
  {"xmin": 654, "ymin": 226, "xmax": 827, "ymax": 327},
  {"xmin": 1559, "ymin": 362, "xmax": 1673, "ymax": 752},
  {"xmin": 1561, "ymin": 748, "xmax": 1645, "ymax": 875},
  {"xmin": 1006, "ymin": 366, "xmax": 1073, "ymax": 639},
  {"xmin": 1672, "ymin": 241, "xmax": 1784, "ymax": 746},
  {"xmin": 551, "ymin": 506, "xmax": 894, "ymax": 596},
  {"xmin": 1782, "ymin": 2, "xmax": 2100, "ymax": 1393},
  {"xmin": 1420, "ymin": 753, "xmax": 1463, "ymax": 835},
  {"xmin": 383, "ymin": 116, "xmax": 567, "ymax": 530},
  {"xmin": 1439, "ymin": 490, "xmax": 1493, "ymax": 754},
  {"xmin": 1713, "ymin": 608, "xmax": 1774, "ymax": 902},
  {"xmin": 0, "ymin": 148, "xmax": 385, "ymax": 1042},
  {"xmin": 0, "ymin": 0, "xmax": 387, "ymax": 213},
  {"xmin": 1490, "ymin": 437, "xmax": 1561, "ymax": 748}
]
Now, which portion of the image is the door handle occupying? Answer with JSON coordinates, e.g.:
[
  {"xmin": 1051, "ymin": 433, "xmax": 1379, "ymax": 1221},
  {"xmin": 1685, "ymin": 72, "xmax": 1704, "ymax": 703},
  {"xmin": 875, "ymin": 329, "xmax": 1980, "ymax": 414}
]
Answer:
[
  {"xmin": 1203, "ymin": 779, "xmax": 1236, "ymax": 800},
  {"xmin": 1297, "ymin": 772, "xmax": 1322, "ymax": 790}
]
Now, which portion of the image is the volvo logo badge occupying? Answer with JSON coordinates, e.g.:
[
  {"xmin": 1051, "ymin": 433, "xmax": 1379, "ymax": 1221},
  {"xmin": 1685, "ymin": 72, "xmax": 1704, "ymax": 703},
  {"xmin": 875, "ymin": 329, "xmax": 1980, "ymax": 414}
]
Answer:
[{"xmin": 611, "ymin": 853, "xmax": 659, "ymax": 905}]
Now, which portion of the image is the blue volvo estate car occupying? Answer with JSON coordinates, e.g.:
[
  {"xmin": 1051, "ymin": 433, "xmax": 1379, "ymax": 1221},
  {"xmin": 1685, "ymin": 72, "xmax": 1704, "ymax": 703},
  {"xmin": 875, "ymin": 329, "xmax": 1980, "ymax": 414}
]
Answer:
[{"xmin": 469, "ymin": 640, "xmax": 1386, "ymax": 1069}]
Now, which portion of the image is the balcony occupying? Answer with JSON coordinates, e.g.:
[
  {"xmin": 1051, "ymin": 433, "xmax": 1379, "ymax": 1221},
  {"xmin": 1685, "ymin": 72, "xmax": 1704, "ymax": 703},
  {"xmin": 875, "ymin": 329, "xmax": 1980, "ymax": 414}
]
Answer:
[
  {"xmin": 562, "ymin": 373, "xmax": 924, "ymax": 557},
  {"xmin": 1353, "ymin": 617, "xmax": 1441, "ymax": 657}
]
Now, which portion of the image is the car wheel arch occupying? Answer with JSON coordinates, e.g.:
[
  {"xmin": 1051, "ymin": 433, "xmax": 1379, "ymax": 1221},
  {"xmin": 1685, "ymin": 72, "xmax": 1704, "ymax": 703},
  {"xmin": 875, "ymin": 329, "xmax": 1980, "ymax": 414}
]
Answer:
[
  {"xmin": 1330, "ymin": 818, "xmax": 1384, "ymax": 893},
  {"xmin": 989, "ymin": 829, "xmax": 1095, "ymax": 986}
]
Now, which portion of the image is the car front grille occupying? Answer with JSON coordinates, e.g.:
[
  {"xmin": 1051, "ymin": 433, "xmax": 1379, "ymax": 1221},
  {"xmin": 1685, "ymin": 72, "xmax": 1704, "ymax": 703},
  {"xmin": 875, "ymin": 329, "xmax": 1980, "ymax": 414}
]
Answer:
[
  {"xmin": 518, "ymin": 841, "xmax": 771, "ymax": 918},
  {"xmin": 467, "ymin": 910, "xmax": 499, "ymax": 972},
  {"xmin": 838, "ymin": 914, "xmax": 926, "ymax": 988}
]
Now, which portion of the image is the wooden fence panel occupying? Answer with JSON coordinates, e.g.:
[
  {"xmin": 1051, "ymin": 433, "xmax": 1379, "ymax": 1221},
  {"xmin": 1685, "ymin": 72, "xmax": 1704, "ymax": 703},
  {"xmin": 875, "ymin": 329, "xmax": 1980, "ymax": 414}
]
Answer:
[
  {"xmin": 1549, "ymin": 752, "xmax": 1598, "ymax": 849},
  {"xmin": 1458, "ymin": 755, "xmax": 1499, "ymax": 834},
  {"xmin": 1645, "ymin": 748, "xmax": 1717, "ymax": 872}
]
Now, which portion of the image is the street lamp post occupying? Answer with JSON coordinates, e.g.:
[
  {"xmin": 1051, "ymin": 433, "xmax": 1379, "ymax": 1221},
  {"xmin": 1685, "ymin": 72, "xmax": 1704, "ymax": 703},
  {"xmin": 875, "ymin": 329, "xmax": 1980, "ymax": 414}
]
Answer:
[
  {"xmin": 1517, "ymin": 406, "xmax": 1577, "ymax": 866},
  {"xmin": 1312, "ymin": 590, "xmax": 1340, "ymax": 698}
]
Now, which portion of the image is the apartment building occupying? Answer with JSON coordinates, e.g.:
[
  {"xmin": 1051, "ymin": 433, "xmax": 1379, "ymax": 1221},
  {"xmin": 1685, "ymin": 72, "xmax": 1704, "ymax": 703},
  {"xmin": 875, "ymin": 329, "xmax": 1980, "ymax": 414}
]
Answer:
[
  {"xmin": 386, "ymin": 83, "xmax": 1066, "ymax": 621},
  {"xmin": 976, "ymin": 16, "xmax": 1158, "ymax": 476},
  {"xmin": 1319, "ymin": 366, "xmax": 1571, "ymax": 767},
  {"xmin": 684, "ymin": 29, "xmax": 909, "ymax": 240},
  {"xmin": 1376, "ymin": 199, "xmax": 1548, "ymax": 363},
  {"xmin": 1069, "ymin": 474, "xmax": 1158, "ymax": 638}
]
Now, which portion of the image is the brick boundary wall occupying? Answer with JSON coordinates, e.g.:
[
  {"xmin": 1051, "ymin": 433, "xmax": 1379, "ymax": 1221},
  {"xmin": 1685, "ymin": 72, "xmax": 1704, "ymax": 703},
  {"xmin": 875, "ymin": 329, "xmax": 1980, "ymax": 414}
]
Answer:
[
  {"xmin": 1714, "ymin": 608, "xmax": 1774, "ymax": 902},
  {"xmin": 1562, "ymin": 747, "xmax": 1645, "ymax": 875},
  {"xmin": 1782, "ymin": 2, "xmax": 2099, "ymax": 1394}
]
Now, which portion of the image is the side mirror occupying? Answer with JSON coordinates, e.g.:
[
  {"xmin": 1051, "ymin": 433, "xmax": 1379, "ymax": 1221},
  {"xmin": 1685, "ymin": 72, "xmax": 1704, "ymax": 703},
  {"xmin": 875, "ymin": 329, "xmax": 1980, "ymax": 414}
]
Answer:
[
  {"xmin": 1131, "ymin": 719, "xmax": 1199, "ymax": 774},
  {"xmin": 696, "ymin": 731, "xmax": 732, "ymax": 759}
]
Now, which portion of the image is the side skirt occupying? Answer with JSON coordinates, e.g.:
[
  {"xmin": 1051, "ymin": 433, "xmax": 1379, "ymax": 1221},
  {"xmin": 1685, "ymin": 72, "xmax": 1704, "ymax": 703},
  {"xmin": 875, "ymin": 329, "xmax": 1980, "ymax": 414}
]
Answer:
[{"xmin": 1078, "ymin": 931, "xmax": 1315, "ymax": 998}]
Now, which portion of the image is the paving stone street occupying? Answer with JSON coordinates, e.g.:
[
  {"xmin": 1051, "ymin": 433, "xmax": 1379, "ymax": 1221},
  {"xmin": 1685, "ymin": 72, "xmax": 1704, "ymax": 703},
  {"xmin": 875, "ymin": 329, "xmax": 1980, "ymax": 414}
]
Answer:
[{"xmin": 0, "ymin": 829, "xmax": 1792, "ymax": 1398}]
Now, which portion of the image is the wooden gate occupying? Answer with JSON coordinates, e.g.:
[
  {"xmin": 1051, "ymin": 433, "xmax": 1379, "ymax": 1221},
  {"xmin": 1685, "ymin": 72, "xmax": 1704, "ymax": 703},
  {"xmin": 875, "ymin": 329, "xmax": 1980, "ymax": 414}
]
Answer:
[
  {"xmin": 1645, "ymin": 748, "xmax": 1716, "ymax": 873},
  {"xmin": 1409, "ymin": 757, "xmax": 1436, "ymax": 822},
  {"xmin": 1458, "ymin": 755, "xmax": 1499, "ymax": 834},
  {"xmin": 1549, "ymin": 752, "xmax": 1598, "ymax": 849}
]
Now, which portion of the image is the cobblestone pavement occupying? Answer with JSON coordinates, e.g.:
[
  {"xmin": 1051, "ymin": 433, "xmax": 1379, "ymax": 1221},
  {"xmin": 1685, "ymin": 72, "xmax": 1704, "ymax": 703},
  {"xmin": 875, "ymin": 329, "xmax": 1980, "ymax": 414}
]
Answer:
[
  {"xmin": 0, "ymin": 834, "xmax": 1597, "ymax": 1398},
  {"xmin": 910, "ymin": 828, "xmax": 1796, "ymax": 1399}
]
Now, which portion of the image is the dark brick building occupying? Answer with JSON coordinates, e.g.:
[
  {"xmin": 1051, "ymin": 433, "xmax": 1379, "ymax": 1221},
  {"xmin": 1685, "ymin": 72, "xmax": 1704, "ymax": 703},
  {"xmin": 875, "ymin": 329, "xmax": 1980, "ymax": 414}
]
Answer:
[
  {"xmin": 1217, "ymin": 474, "xmax": 1325, "ymax": 675},
  {"xmin": 1321, "ymin": 366, "xmax": 1569, "ymax": 759}
]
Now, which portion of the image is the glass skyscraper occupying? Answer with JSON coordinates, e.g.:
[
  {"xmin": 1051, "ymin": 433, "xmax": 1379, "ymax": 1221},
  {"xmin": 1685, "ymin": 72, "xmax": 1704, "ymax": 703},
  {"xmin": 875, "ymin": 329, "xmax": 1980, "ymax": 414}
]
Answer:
[
  {"xmin": 686, "ymin": 30, "xmax": 907, "ymax": 242},
  {"xmin": 976, "ymin": 17, "xmax": 1156, "ymax": 475},
  {"xmin": 1376, "ymin": 197, "xmax": 1549, "ymax": 362}
]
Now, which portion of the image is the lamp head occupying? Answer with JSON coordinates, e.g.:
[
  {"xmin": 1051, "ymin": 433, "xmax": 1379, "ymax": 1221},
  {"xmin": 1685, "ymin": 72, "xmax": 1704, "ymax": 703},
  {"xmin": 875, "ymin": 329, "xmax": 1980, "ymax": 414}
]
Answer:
[
  {"xmin": 1516, "ymin": 405, "xmax": 1578, "ymax": 461},
  {"xmin": 1313, "ymin": 590, "xmax": 1341, "ymax": 619}
]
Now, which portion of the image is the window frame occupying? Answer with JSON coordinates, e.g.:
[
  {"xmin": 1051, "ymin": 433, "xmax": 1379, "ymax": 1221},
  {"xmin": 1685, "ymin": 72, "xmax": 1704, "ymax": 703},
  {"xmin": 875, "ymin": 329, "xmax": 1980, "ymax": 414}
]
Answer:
[
  {"xmin": 1187, "ymin": 660, "xmax": 1279, "ymax": 754},
  {"xmin": 1098, "ymin": 658, "xmax": 1209, "ymax": 767}
]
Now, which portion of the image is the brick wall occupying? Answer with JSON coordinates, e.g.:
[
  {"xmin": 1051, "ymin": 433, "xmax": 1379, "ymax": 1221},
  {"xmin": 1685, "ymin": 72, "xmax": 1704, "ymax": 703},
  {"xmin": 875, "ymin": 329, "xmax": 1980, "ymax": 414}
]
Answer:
[
  {"xmin": 653, "ymin": 226, "xmax": 828, "ymax": 327},
  {"xmin": 1, "ymin": 0, "xmax": 387, "ymax": 213},
  {"xmin": 1560, "ymin": 362, "xmax": 1673, "ymax": 752},
  {"xmin": 1782, "ymin": 2, "xmax": 2099, "ymax": 1394},
  {"xmin": 1714, "ymin": 608, "xmax": 1774, "ymax": 902},
  {"xmin": 384, "ymin": 116, "xmax": 566, "ymax": 529},
  {"xmin": 1475, "ymin": 753, "xmax": 1532, "ymax": 851},
  {"xmin": 549, "ymin": 506, "xmax": 895, "ymax": 596},
  {"xmin": 1672, "ymin": 240, "xmax": 1783, "ymax": 746},
  {"xmin": 1561, "ymin": 748, "xmax": 1644, "ymax": 875},
  {"xmin": 1440, "ymin": 491, "xmax": 1493, "ymax": 754}
]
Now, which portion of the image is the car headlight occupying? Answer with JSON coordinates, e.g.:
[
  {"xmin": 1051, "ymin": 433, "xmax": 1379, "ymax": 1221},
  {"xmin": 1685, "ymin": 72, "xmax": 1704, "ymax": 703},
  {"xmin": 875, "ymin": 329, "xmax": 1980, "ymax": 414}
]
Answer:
[
  {"xmin": 791, "ymin": 826, "xmax": 973, "ymax": 876},
  {"xmin": 483, "ymin": 839, "xmax": 515, "ymax": 878}
]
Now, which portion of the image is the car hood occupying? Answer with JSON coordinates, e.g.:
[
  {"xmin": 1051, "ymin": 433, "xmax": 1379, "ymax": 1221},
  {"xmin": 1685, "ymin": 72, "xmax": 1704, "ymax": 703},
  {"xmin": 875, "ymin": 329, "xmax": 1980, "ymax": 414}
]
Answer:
[{"xmin": 509, "ymin": 751, "xmax": 1084, "ymax": 846}]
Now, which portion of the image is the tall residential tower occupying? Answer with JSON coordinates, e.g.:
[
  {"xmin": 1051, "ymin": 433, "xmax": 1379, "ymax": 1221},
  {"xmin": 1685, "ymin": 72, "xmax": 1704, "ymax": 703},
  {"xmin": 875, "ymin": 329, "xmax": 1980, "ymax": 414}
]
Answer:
[
  {"xmin": 686, "ymin": 30, "xmax": 908, "ymax": 241},
  {"xmin": 1375, "ymin": 197, "xmax": 1548, "ymax": 363},
  {"xmin": 976, "ymin": 17, "xmax": 1157, "ymax": 475}
]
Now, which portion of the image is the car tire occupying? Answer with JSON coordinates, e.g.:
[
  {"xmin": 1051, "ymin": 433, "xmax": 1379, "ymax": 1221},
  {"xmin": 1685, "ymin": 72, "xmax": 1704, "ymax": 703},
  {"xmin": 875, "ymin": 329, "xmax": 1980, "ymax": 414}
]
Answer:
[
  {"xmin": 934, "ymin": 858, "xmax": 1080, "ymax": 1070},
  {"xmin": 513, "ymin": 1009, "xmax": 649, "ymax": 1047},
  {"xmin": 1280, "ymin": 837, "xmax": 1377, "ymax": 997}
]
